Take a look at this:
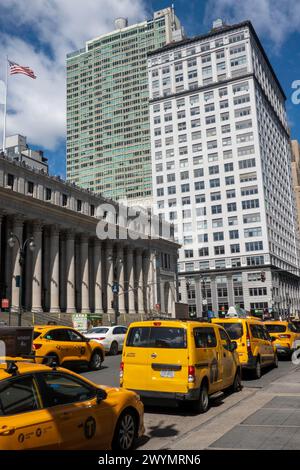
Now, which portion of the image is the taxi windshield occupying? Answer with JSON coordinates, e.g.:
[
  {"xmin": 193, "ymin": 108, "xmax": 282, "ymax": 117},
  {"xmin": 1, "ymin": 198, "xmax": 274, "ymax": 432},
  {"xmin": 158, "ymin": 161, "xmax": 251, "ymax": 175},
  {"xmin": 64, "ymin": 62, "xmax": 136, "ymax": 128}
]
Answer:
[
  {"xmin": 215, "ymin": 322, "xmax": 243, "ymax": 340},
  {"xmin": 126, "ymin": 327, "xmax": 187, "ymax": 349}
]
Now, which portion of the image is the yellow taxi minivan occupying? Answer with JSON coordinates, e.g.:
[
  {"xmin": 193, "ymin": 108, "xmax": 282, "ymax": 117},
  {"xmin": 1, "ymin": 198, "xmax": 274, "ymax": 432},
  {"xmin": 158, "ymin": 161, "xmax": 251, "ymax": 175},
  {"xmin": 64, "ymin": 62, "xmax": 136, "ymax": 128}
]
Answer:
[
  {"xmin": 120, "ymin": 320, "xmax": 241, "ymax": 413},
  {"xmin": 0, "ymin": 360, "xmax": 144, "ymax": 450},
  {"xmin": 33, "ymin": 325, "xmax": 105, "ymax": 370},
  {"xmin": 264, "ymin": 321, "xmax": 300, "ymax": 358},
  {"xmin": 212, "ymin": 317, "xmax": 278, "ymax": 378}
]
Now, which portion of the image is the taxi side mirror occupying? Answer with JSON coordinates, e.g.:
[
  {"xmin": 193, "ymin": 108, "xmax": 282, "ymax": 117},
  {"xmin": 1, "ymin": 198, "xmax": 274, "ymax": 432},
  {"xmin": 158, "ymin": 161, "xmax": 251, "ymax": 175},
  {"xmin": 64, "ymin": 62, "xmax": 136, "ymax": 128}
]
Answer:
[
  {"xmin": 96, "ymin": 388, "xmax": 107, "ymax": 404},
  {"xmin": 230, "ymin": 341, "xmax": 237, "ymax": 351},
  {"xmin": 85, "ymin": 338, "xmax": 91, "ymax": 342}
]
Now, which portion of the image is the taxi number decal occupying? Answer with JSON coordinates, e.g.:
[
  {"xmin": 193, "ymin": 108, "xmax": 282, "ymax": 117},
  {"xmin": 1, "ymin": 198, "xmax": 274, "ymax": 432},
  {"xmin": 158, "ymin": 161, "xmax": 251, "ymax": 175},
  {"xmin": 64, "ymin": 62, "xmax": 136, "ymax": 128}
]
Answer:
[
  {"xmin": 84, "ymin": 416, "xmax": 96, "ymax": 439},
  {"xmin": 80, "ymin": 347, "xmax": 86, "ymax": 355}
]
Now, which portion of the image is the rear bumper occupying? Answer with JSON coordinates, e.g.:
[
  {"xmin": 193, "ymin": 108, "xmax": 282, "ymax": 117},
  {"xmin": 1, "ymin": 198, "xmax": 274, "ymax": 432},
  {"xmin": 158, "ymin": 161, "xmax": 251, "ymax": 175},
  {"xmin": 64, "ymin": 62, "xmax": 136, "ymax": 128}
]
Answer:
[
  {"xmin": 127, "ymin": 388, "xmax": 200, "ymax": 401},
  {"xmin": 274, "ymin": 345, "xmax": 292, "ymax": 356}
]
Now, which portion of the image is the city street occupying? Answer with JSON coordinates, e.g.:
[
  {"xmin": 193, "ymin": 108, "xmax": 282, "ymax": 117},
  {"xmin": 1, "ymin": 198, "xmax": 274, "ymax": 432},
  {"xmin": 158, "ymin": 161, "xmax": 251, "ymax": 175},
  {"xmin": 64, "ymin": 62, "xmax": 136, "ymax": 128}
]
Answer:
[{"xmin": 82, "ymin": 356, "xmax": 300, "ymax": 450}]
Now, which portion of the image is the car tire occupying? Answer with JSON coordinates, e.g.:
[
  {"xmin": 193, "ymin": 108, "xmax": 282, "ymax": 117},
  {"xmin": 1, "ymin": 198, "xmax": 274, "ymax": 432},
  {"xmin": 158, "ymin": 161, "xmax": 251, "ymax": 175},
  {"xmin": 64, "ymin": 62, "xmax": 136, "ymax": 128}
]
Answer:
[
  {"xmin": 230, "ymin": 370, "xmax": 242, "ymax": 393},
  {"xmin": 253, "ymin": 357, "xmax": 261, "ymax": 379},
  {"xmin": 43, "ymin": 353, "xmax": 59, "ymax": 367},
  {"xmin": 191, "ymin": 381, "xmax": 209, "ymax": 414},
  {"xmin": 273, "ymin": 353, "xmax": 279, "ymax": 368},
  {"xmin": 112, "ymin": 410, "xmax": 137, "ymax": 451},
  {"xmin": 110, "ymin": 341, "xmax": 119, "ymax": 356},
  {"xmin": 89, "ymin": 350, "xmax": 103, "ymax": 371}
]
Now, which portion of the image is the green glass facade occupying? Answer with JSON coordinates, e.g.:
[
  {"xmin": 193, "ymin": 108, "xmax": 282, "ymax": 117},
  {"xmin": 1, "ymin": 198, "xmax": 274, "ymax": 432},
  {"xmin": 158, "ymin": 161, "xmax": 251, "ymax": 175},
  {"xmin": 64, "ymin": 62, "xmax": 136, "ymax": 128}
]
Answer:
[{"xmin": 66, "ymin": 10, "xmax": 180, "ymax": 201}]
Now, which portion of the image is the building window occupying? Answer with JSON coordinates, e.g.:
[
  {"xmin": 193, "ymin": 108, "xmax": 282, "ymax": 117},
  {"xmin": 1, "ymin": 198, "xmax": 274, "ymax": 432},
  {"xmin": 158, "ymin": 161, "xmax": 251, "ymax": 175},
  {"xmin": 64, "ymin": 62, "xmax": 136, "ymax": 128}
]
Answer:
[
  {"xmin": 90, "ymin": 204, "xmax": 95, "ymax": 216},
  {"xmin": 199, "ymin": 247, "xmax": 209, "ymax": 257},
  {"xmin": 7, "ymin": 173, "xmax": 15, "ymax": 188},
  {"xmin": 77, "ymin": 200, "xmax": 82, "ymax": 212},
  {"xmin": 185, "ymin": 249, "xmax": 194, "ymax": 258},
  {"xmin": 230, "ymin": 244, "xmax": 240, "ymax": 253},
  {"xmin": 62, "ymin": 194, "xmax": 68, "ymax": 207},
  {"xmin": 27, "ymin": 181, "xmax": 34, "ymax": 195},
  {"xmin": 245, "ymin": 241, "xmax": 263, "ymax": 251},
  {"xmin": 249, "ymin": 288, "xmax": 267, "ymax": 296},
  {"xmin": 46, "ymin": 188, "xmax": 52, "ymax": 201}
]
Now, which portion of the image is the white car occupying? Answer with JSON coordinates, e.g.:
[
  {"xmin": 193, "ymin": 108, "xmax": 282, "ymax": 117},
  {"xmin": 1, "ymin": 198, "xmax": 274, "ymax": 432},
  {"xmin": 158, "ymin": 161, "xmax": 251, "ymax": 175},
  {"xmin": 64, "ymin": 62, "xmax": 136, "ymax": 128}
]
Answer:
[{"xmin": 84, "ymin": 325, "xmax": 127, "ymax": 355}]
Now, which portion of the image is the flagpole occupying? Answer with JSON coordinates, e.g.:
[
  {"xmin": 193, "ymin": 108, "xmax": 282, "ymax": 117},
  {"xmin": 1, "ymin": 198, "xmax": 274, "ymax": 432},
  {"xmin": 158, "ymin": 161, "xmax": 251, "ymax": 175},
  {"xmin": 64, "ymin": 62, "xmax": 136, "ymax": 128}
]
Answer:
[{"xmin": 2, "ymin": 56, "xmax": 8, "ymax": 153}]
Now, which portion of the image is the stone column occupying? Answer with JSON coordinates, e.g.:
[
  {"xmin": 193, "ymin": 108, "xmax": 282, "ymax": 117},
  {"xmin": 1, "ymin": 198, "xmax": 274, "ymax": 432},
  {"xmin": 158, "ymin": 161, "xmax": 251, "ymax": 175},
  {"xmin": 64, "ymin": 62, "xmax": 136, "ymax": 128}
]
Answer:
[
  {"xmin": 135, "ymin": 249, "xmax": 144, "ymax": 314},
  {"xmin": 25, "ymin": 224, "xmax": 33, "ymax": 310},
  {"xmin": 94, "ymin": 239, "xmax": 104, "ymax": 315},
  {"xmin": 31, "ymin": 221, "xmax": 43, "ymax": 313},
  {"xmin": 43, "ymin": 228, "xmax": 50, "ymax": 311},
  {"xmin": 49, "ymin": 225, "xmax": 60, "ymax": 313},
  {"xmin": 0, "ymin": 212, "xmax": 3, "ymax": 283},
  {"xmin": 117, "ymin": 245, "xmax": 125, "ymax": 314},
  {"xmin": 66, "ymin": 231, "xmax": 76, "ymax": 313},
  {"xmin": 11, "ymin": 216, "xmax": 24, "ymax": 313},
  {"xmin": 143, "ymin": 252, "xmax": 151, "ymax": 313},
  {"xmin": 106, "ymin": 243, "xmax": 114, "ymax": 314},
  {"xmin": 127, "ymin": 247, "xmax": 135, "ymax": 314},
  {"xmin": 80, "ymin": 235, "xmax": 90, "ymax": 314}
]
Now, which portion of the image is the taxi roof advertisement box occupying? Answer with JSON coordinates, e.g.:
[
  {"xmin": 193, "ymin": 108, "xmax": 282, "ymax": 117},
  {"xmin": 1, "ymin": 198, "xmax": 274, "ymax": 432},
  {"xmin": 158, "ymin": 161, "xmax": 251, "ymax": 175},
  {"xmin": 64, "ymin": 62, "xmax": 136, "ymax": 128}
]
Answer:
[{"xmin": 0, "ymin": 327, "xmax": 33, "ymax": 356}]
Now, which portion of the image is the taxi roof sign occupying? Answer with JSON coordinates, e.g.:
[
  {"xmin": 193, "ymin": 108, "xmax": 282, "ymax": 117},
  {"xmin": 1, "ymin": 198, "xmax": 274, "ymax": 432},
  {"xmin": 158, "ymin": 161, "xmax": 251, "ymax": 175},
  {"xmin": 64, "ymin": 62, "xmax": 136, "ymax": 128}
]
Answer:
[{"xmin": 0, "ymin": 327, "xmax": 33, "ymax": 357}]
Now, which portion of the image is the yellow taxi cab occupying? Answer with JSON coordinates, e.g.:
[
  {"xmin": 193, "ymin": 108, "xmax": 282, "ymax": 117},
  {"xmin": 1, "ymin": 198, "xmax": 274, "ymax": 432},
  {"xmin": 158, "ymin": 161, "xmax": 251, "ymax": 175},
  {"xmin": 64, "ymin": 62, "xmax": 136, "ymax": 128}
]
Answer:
[
  {"xmin": 212, "ymin": 317, "xmax": 277, "ymax": 378},
  {"xmin": 264, "ymin": 321, "xmax": 300, "ymax": 358},
  {"xmin": 33, "ymin": 325, "xmax": 105, "ymax": 370},
  {"xmin": 0, "ymin": 360, "xmax": 144, "ymax": 450},
  {"xmin": 120, "ymin": 320, "xmax": 241, "ymax": 413}
]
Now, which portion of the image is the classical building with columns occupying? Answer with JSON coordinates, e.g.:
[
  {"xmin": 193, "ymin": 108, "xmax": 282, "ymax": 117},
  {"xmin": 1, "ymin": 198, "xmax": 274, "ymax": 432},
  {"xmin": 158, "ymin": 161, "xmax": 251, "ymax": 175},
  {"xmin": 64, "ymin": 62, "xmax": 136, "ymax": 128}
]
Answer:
[{"xmin": 0, "ymin": 152, "xmax": 179, "ymax": 326}]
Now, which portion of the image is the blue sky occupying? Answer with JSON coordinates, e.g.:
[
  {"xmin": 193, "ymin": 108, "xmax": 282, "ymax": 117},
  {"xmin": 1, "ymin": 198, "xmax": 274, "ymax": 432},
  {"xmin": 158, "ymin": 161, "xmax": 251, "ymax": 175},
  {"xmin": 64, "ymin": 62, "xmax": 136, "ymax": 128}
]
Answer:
[{"xmin": 0, "ymin": 0, "xmax": 300, "ymax": 178}]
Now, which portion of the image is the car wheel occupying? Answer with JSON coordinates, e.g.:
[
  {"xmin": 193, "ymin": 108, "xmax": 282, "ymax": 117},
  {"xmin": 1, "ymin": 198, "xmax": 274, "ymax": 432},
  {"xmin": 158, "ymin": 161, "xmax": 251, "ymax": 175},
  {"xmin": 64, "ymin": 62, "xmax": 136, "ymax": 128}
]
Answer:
[
  {"xmin": 43, "ymin": 353, "xmax": 59, "ymax": 367},
  {"xmin": 112, "ymin": 410, "xmax": 137, "ymax": 451},
  {"xmin": 110, "ymin": 341, "xmax": 119, "ymax": 356},
  {"xmin": 253, "ymin": 358, "xmax": 261, "ymax": 379},
  {"xmin": 191, "ymin": 381, "xmax": 209, "ymax": 414},
  {"xmin": 89, "ymin": 350, "xmax": 103, "ymax": 371},
  {"xmin": 230, "ymin": 370, "xmax": 242, "ymax": 393},
  {"xmin": 273, "ymin": 353, "xmax": 279, "ymax": 368}
]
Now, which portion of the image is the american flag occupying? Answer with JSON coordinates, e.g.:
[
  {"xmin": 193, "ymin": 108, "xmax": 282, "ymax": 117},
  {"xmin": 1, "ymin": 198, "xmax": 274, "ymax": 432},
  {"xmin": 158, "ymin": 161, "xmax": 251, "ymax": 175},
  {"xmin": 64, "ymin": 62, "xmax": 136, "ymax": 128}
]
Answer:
[{"xmin": 8, "ymin": 60, "xmax": 36, "ymax": 79}]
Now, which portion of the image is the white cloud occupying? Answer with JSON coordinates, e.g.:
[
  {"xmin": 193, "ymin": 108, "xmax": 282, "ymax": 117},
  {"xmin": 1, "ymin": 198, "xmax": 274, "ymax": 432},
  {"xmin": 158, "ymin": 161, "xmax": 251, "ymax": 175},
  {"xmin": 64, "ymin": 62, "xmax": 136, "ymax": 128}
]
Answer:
[
  {"xmin": 204, "ymin": 0, "xmax": 300, "ymax": 47},
  {"xmin": 0, "ymin": 0, "xmax": 148, "ymax": 150}
]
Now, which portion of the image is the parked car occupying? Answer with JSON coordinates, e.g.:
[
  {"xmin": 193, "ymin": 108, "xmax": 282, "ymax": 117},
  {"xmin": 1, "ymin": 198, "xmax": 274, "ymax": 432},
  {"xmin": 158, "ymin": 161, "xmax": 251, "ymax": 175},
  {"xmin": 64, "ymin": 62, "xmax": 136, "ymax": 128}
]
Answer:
[
  {"xmin": 120, "ymin": 320, "xmax": 242, "ymax": 413},
  {"xmin": 85, "ymin": 326, "xmax": 127, "ymax": 355},
  {"xmin": 33, "ymin": 325, "xmax": 105, "ymax": 370},
  {"xmin": 212, "ymin": 317, "xmax": 278, "ymax": 378}
]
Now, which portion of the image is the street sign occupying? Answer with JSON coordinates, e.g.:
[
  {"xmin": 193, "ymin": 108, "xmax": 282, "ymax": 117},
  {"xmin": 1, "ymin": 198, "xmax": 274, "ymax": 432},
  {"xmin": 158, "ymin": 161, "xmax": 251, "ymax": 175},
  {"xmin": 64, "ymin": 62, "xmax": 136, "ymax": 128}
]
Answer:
[
  {"xmin": 72, "ymin": 314, "xmax": 88, "ymax": 333},
  {"xmin": 112, "ymin": 282, "xmax": 119, "ymax": 294}
]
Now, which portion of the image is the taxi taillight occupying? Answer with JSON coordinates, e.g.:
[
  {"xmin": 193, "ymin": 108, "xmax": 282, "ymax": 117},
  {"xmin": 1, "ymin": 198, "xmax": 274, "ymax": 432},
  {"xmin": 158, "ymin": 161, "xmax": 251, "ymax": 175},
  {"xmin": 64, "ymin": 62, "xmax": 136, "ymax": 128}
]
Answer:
[
  {"xmin": 279, "ymin": 334, "xmax": 291, "ymax": 339},
  {"xmin": 120, "ymin": 361, "xmax": 124, "ymax": 379},
  {"xmin": 188, "ymin": 365, "xmax": 195, "ymax": 383},
  {"xmin": 33, "ymin": 343, "xmax": 42, "ymax": 350},
  {"xmin": 153, "ymin": 322, "xmax": 161, "ymax": 326}
]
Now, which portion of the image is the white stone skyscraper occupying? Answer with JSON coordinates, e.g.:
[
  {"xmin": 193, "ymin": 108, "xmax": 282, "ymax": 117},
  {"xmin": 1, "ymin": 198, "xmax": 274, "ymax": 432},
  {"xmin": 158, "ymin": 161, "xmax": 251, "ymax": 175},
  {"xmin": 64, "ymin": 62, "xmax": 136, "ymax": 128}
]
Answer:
[{"xmin": 149, "ymin": 19, "xmax": 300, "ymax": 317}]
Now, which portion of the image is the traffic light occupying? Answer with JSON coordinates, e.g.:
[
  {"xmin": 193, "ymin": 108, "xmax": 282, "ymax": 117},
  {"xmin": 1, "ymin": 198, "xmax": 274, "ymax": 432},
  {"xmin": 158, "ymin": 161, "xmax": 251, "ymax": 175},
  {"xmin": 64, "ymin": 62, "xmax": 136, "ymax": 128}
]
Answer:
[{"xmin": 260, "ymin": 271, "xmax": 266, "ymax": 282}]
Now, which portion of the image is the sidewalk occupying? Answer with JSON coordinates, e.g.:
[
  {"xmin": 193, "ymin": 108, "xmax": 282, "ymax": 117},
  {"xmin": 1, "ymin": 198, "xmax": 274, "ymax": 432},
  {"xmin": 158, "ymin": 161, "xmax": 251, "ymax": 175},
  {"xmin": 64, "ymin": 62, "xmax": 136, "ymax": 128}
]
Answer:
[{"xmin": 169, "ymin": 364, "xmax": 300, "ymax": 450}]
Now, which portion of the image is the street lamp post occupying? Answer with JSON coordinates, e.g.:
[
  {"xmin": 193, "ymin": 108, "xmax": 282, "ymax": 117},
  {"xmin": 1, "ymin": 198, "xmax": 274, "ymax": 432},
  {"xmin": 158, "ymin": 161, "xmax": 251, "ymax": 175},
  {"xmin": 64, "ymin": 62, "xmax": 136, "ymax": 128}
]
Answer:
[
  {"xmin": 108, "ymin": 254, "xmax": 123, "ymax": 326},
  {"xmin": 8, "ymin": 232, "xmax": 35, "ymax": 326}
]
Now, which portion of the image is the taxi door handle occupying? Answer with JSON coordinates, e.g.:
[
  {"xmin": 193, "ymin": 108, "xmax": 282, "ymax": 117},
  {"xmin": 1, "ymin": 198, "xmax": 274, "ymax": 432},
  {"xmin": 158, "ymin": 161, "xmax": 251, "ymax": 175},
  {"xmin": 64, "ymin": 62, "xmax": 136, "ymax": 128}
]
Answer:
[
  {"xmin": 59, "ymin": 412, "xmax": 73, "ymax": 421},
  {"xmin": 151, "ymin": 353, "xmax": 157, "ymax": 359},
  {"xmin": 0, "ymin": 426, "xmax": 16, "ymax": 436}
]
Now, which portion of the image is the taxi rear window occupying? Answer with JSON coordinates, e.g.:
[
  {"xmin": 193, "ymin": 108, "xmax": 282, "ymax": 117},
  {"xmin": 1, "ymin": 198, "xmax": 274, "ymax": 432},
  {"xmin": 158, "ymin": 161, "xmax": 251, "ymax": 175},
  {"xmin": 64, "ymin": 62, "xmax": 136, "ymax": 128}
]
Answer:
[
  {"xmin": 33, "ymin": 331, "xmax": 42, "ymax": 340},
  {"xmin": 215, "ymin": 322, "xmax": 243, "ymax": 340},
  {"xmin": 265, "ymin": 324, "xmax": 286, "ymax": 333},
  {"xmin": 126, "ymin": 327, "xmax": 187, "ymax": 349}
]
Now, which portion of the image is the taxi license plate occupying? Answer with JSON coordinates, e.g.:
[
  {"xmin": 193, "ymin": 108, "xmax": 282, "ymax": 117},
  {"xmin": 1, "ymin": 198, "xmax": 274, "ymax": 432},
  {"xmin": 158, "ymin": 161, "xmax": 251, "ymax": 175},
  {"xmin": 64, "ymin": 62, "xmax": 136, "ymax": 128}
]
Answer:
[{"xmin": 160, "ymin": 370, "xmax": 174, "ymax": 378}]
